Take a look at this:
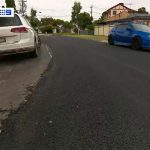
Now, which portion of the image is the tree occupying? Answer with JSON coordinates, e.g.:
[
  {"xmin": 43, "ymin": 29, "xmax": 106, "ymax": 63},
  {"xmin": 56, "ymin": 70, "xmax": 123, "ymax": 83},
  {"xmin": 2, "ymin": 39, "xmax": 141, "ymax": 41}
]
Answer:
[
  {"xmin": 63, "ymin": 21, "xmax": 73, "ymax": 32},
  {"xmin": 99, "ymin": 13, "xmax": 105, "ymax": 22},
  {"xmin": 138, "ymin": 7, "xmax": 148, "ymax": 14},
  {"xmin": 63, "ymin": 21, "xmax": 72, "ymax": 29},
  {"xmin": 86, "ymin": 24, "xmax": 94, "ymax": 31},
  {"xmin": 39, "ymin": 25, "xmax": 54, "ymax": 34},
  {"xmin": 5, "ymin": 0, "xmax": 16, "ymax": 11},
  {"xmin": 94, "ymin": 12, "xmax": 105, "ymax": 25},
  {"xmin": 53, "ymin": 19, "xmax": 64, "ymax": 26},
  {"xmin": 41, "ymin": 18, "xmax": 54, "ymax": 26},
  {"xmin": 31, "ymin": 8, "xmax": 37, "ymax": 18},
  {"xmin": 78, "ymin": 12, "xmax": 92, "ymax": 30},
  {"xmin": 71, "ymin": 2, "xmax": 82, "ymax": 26},
  {"xmin": 30, "ymin": 8, "xmax": 40, "ymax": 27}
]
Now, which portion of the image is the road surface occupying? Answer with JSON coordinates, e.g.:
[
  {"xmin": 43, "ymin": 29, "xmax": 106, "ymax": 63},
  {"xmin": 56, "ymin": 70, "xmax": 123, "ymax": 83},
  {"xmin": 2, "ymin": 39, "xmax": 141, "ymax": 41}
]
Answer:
[{"xmin": 1, "ymin": 36, "xmax": 150, "ymax": 149}]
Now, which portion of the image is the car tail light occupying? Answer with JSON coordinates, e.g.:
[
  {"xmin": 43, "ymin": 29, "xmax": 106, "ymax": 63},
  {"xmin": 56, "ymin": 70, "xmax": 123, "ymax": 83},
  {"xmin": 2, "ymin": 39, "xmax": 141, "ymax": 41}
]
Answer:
[{"xmin": 11, "ymin": 27, "xmax": 28, "ymax": 33}]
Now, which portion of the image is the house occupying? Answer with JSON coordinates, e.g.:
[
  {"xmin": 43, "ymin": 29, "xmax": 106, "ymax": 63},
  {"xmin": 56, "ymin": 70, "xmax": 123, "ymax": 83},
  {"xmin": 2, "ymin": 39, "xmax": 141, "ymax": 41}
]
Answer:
[
  {"xmin": 103, "ymin": 3, "xmax": 137, "ymax": 21},
  {"xmin": 94, "ymin": 3, "xmax": 150, "ymax": 36}
]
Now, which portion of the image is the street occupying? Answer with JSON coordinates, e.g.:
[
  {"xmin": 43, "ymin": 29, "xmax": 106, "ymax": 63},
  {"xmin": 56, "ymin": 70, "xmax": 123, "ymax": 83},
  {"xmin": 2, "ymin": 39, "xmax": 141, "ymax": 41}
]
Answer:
[{"xmin": 1, "ymin": 35, "xmax": 150, "ymax": 149}]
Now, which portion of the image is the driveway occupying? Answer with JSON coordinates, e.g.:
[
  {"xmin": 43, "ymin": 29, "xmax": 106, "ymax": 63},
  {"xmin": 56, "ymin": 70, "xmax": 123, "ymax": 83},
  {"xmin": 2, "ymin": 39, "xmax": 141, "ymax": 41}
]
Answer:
[{"xmin": 0, "ymin": 41, "xmax": 52, "ymax": 128}]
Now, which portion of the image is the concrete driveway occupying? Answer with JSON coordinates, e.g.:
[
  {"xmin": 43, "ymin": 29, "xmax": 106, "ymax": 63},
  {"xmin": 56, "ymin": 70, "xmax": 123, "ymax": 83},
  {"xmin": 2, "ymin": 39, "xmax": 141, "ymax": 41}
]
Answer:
[{"xmin": 0, "ymin": 41, "xmax": 52, "ymax": 128}]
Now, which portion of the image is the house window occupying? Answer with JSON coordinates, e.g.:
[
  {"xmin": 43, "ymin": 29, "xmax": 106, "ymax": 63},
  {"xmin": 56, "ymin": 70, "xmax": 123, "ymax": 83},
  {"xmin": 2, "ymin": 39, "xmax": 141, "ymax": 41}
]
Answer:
[{"xmin": 113, "ymin": 11, "xmax": 117, "ymax": 15}]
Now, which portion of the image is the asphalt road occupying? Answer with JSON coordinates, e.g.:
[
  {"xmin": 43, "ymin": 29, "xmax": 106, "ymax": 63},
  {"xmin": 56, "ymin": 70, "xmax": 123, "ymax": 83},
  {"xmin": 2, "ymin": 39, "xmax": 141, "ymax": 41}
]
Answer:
[{"xmin": 1, "ymin": 36, "xmax": 150, "ymax": 150}]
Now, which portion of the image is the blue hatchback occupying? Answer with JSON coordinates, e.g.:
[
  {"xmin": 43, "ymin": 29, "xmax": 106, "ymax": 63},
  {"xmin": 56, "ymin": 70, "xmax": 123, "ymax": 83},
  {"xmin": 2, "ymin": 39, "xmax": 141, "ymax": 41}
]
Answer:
[{"xmin": 108, "ymin": 22, "xmax": 150, "ymax": 50}]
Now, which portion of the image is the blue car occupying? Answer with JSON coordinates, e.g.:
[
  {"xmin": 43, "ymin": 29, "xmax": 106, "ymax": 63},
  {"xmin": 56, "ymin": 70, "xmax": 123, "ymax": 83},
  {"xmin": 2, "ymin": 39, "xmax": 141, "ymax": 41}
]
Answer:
[{"xmin": 108, "ymin": 22, "xmax": 150, "ymax": 50}]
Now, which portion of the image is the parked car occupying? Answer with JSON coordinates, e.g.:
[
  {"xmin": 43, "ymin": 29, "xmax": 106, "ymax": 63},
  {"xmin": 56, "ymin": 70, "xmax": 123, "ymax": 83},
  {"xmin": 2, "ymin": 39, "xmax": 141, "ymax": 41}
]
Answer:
[
  {"xmin": 108, "ymin": 22, "xmax": 150, "ymax": 50},
  {"xmin": 0, "ymin": 14, "xmax": 40, "ymax": 57}
]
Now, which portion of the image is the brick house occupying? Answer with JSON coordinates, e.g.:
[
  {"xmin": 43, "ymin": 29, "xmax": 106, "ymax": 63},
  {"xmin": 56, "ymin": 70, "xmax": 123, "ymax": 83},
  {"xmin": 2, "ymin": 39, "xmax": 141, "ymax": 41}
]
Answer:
[{"xmin": 103, "ymin": 3, "xmax": 137, "ymax": 21}]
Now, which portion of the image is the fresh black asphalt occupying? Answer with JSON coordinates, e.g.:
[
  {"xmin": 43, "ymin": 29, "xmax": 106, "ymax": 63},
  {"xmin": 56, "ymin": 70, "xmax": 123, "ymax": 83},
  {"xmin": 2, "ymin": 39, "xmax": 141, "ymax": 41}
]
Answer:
[{"xmin": 1, "ymin": 36, "xmax": 150, "ymax": 149}]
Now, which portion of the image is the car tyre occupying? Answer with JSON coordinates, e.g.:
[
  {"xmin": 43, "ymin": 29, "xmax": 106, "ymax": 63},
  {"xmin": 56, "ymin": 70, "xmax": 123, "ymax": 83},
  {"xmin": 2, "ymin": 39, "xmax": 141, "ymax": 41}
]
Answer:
[
  {"xmin": 29, "ymin": 44, "xmax": 38, "ymax": 58},
  {"xmin": 132, "ymin": 37, "xmax": 141, "ymax": 50},
  {"xmin": 108, "ymin": 35, "xmax": 114, "ymax": 45}
]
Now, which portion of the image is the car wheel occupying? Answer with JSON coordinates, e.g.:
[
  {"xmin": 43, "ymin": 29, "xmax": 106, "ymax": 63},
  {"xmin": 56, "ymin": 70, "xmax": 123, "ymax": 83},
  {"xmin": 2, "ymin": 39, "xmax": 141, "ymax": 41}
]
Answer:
[
  {"xmin": 132, "ymin": 37, "xmax": 141, "ymax": 50},
  {"xmin": 108, "ymin": 35, "xmax": 114, "ymax": 45},
  {"xmin": 29, "ymin": 44, "xmax": 38, "ymax": 58}
]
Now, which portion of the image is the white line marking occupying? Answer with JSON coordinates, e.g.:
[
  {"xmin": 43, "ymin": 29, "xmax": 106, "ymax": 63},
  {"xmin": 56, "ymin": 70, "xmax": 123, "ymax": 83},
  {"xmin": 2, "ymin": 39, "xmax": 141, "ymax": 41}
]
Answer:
[{"xmin": 45, "ymin": 45, "xmax": 52, "ymax": 58}]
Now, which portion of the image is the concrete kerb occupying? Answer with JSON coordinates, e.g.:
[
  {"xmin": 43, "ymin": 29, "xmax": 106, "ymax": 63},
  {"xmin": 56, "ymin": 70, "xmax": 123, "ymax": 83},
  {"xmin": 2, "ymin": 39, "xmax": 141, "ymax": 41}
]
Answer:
[{"xmin": 101, "ymin": 40, "xmax": 108, "ymax": 43}]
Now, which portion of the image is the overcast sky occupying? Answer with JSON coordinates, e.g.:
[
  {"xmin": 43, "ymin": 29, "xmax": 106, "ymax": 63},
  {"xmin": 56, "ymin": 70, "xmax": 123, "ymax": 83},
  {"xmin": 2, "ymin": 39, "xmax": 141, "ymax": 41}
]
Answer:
[{"xmin": 1, "ymin": 0, "xmax": 150, "ymax": 20}]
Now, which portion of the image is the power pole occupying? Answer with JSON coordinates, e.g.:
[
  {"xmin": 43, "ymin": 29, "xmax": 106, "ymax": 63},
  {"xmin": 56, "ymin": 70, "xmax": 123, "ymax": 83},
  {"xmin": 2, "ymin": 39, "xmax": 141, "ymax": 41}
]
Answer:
[
  {"xmin": 19, "ymin": 0, "xmax": 27, "ymax": 15},
  {"xmin": 90, "ymin": 5, "xmax": 93, "ymax": 18}
]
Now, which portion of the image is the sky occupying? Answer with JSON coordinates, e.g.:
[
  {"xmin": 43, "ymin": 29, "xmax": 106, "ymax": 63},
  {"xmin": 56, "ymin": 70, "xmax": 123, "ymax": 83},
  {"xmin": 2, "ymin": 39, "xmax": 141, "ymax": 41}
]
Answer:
[{"xmin": 0, "ymin": 0, "xmax": 150, "ymax": 21}]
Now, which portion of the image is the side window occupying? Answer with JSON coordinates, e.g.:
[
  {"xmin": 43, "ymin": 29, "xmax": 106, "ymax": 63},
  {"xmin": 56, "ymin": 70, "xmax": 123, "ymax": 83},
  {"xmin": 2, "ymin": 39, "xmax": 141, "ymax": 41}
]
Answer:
[
  {"xmin": 122, "ymin": 24, "xmax": 128, "ymax": 30},
  {"xmin": 14, "ymin": 15, "xmax": 22, "ymax": 26},
  {"xmin": 116, "ymin": 24, "xmax": 123, "ymax": 30},
  {"xmin": 117, "ymin": 24, "xmax": 128, "ymax": 30}
]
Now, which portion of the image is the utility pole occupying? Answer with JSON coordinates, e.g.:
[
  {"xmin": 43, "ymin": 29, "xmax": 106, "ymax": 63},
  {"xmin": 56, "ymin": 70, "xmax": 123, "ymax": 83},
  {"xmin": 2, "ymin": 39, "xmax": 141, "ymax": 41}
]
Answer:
[
  {"xmin": 21, "ymin": 0, "xmax": 23, "ymax": 15},
  {"xmin": 90, "ymin": 5, "xmax": 93, "ymax": 18},
  {"xmin": 19, "ymin": 0, "xmax": 27, "ymax": 15}
]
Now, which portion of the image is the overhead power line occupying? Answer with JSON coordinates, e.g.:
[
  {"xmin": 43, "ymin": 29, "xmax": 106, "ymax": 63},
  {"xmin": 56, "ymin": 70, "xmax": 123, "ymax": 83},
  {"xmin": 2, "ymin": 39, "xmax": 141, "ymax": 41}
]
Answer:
[
  {"xmin": 126, "ymin": 3, "xmax": 134, "ymax": 9},
  {"xmin": 27, "ymin": 5, "xmax": 71, "ymax": 12},
  {"xmin": 92, "ymin": 6, "xmax": 106, "ymax": 10},
  {"xmin": 36, "ymin": 14, "xmax": 70, "ymax": 18}
]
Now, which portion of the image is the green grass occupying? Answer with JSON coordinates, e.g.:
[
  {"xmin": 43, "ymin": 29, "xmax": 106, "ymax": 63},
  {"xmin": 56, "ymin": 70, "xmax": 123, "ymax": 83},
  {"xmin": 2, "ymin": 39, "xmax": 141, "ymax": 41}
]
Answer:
[{"xmin": 57, "ymin": 33, "xmax": 108, "ymax": 42}]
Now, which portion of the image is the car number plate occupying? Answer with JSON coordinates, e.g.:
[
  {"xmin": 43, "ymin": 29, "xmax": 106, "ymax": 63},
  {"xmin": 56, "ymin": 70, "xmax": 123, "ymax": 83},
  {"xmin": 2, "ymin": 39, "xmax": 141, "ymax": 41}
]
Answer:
[{"xmin": 0, "ymin": 37, "xmax": 6, "ymax": 43}]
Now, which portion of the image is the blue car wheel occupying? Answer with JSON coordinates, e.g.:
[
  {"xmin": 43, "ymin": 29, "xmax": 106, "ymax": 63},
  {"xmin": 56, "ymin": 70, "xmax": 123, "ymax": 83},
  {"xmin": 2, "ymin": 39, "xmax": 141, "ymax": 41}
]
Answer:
[{"xmin": 132, "ymin": 37, "xmax": 141, "ymax": 50}]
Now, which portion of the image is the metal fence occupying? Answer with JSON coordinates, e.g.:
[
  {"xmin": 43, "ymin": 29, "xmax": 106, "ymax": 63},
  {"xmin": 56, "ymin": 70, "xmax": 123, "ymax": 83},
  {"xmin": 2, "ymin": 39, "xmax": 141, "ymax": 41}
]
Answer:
[{"xmin": 94, "ymin": 25, "xmax": 114, "ymax": 36}]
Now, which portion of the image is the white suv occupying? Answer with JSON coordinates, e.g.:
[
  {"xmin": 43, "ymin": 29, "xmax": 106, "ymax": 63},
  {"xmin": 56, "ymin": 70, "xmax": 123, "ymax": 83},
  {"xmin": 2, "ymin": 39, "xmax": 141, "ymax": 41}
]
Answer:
[{"xmin": 0, "ymin": 14, "xmax": 40, "ymax": 57}]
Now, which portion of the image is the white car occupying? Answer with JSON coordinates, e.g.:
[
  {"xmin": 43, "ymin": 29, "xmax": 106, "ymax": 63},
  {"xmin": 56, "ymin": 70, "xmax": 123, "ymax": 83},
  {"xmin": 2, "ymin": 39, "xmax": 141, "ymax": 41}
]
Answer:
[{"xmin": 0, "ymin": 14, "xmax": 40, "ymax": 57}]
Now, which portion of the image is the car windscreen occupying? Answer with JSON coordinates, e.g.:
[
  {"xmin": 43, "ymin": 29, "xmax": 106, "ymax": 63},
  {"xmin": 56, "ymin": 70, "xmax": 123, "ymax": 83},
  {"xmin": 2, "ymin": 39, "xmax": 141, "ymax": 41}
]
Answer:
[
  {"xmin": 0, "ymin": 15, "xmax": 22, "ymax": 27},
  {"xmin": 132, "ymin": 23, "xmax": 150, "ymax": 32}
]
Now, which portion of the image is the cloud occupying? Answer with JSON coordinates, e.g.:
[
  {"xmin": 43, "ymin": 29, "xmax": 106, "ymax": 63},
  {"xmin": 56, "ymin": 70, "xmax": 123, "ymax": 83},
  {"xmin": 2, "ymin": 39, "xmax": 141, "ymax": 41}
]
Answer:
[
  {"xmin": 27, "ymin": 0, "xmax": 150, "ymax": 20},
  {"xmin": 1, "ymin": 0, "xmax": 150, "ymax": 20}
]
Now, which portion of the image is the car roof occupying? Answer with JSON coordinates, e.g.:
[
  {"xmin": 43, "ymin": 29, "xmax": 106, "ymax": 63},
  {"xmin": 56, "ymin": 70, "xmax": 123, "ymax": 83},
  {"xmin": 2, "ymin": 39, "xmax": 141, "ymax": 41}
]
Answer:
[
  {"xmin": 115, "ymin": 22, "xmax": 148, "ymax": 26},
  {"xmin": 115, "ymin": 22, "xmax": 130, "ymax": 25},
  {"xmin": 114, "ymin": 22, "xmax": 136, "ymax": 28}
]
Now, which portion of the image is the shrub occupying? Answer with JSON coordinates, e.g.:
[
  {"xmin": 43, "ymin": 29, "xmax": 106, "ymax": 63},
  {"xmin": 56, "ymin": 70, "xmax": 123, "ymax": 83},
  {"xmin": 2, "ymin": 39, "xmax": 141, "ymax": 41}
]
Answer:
[{"xmin": 39, "ymin": 25, "xmax": 54, "ymax": 33}]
